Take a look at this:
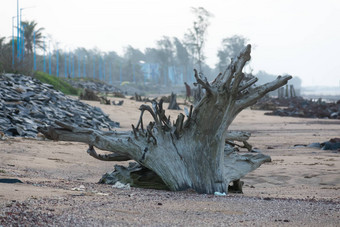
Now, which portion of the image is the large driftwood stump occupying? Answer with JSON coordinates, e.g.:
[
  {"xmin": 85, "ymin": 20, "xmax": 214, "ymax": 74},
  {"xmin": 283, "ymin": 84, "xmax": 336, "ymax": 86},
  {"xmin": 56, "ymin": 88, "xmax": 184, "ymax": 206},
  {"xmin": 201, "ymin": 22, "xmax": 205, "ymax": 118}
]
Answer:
[
  {"xmin": 168, "ymin": 92, "xmax": 181, "ymax": 110},
  {"xmin": 39, "ymin": 45, "xmax": 291, "ymax": 194}
]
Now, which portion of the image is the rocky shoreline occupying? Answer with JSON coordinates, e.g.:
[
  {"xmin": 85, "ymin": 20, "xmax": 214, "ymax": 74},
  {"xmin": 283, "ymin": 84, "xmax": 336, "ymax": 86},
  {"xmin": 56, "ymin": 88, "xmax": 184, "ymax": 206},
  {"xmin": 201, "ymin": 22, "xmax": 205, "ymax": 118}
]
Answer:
[{"xmin": 0, "ymin": 74, "xmax": 119, "ymax": 138}]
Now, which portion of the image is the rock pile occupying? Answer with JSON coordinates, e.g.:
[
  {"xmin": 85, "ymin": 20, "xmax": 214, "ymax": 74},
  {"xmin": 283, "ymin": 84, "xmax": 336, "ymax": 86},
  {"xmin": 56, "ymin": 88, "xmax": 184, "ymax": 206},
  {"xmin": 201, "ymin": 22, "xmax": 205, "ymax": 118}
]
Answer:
[
  {"xmin": 295, "ymin": 138, "xmax": 340, "ymax": 152},
  {"xmin": 79, "ymin": 88, "xmax": 100, "ymax": 101},
  {"xmin": 65, "ymin": 79, "xmax": 122, "ymax": 93},
  {"xmin": 252, "ymin": 97, "xmax": 340, "ymax": 119},
  {"xmin": 0, "ymin": 74, "xmax": 119, "ymax": 138}
]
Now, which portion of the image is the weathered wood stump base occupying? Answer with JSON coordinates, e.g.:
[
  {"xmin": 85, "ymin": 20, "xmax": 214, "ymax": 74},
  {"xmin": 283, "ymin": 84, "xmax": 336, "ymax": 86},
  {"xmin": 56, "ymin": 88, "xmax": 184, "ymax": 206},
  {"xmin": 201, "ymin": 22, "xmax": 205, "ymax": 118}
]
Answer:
[{"xmin": 39, "ymin": 45, "xmax": 290, "ymax": 194}]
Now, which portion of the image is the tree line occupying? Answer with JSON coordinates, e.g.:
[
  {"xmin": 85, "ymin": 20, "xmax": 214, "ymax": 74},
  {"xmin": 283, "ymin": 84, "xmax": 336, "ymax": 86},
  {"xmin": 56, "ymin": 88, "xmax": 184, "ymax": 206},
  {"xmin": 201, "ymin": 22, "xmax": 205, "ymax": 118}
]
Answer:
[{"xmin": 1, "ymin": 7, "xmax": 299, "ymax": 88}]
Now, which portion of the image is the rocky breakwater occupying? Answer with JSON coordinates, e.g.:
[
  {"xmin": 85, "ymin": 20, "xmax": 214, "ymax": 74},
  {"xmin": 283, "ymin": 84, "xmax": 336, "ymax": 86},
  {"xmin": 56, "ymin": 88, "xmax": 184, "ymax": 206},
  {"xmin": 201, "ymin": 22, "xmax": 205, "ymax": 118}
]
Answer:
[
  {"xmin": 65, "ymin": 79, "xmax": 122, "ymax": 93},
  {"xmin": 252, "ymin": 97, "xmax": 340, "ymax": 119},
  {"xmin": 0, "ymin": 74, "xmax": 119, "ymax": 138}
]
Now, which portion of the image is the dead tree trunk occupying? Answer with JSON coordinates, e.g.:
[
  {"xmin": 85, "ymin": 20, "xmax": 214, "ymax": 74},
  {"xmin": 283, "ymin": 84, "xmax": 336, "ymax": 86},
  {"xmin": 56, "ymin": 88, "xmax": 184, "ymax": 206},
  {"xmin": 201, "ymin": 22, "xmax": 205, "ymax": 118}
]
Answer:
[
  {"xmin": 168, "ymin": 92, "xmax": 181, "ymax": 110},
  {"xmin": 39, "ymin": 45, "xmax": 291, "ymax": 194}
]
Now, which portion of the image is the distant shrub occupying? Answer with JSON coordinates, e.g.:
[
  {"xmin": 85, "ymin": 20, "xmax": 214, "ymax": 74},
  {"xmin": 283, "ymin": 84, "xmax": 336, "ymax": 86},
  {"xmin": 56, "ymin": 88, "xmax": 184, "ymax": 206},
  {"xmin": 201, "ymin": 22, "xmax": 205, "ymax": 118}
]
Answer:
[{"xmin": 34, "ymin": 71, "xmax": 80, "ymax": 96}]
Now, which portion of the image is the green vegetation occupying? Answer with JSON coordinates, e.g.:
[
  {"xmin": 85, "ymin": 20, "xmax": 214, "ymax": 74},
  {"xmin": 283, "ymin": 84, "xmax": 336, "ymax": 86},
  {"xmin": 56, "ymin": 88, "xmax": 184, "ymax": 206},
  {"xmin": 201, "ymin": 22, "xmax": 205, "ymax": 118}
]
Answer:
[{"xmin": 34, "ymin": 71, "xmax": 80, "ymax": 96}]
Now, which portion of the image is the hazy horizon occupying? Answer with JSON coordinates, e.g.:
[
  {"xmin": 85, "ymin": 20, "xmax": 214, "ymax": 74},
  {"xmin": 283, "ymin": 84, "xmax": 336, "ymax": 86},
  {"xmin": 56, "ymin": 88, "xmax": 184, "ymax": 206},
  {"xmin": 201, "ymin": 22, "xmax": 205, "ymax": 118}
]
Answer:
[{"xmin": 1, "ymin": 0, "xmax": 340, "ymax": 87}]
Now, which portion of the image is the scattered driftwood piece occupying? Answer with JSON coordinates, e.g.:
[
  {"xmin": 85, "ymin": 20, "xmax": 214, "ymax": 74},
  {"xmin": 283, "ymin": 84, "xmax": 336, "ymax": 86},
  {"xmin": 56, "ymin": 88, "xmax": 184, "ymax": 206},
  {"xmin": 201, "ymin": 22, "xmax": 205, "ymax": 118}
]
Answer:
[
  {"xmin": 295, "ymin": 138, "xmax": 340, "ymax": 152},
  {"xmin": 135, "ymin": 93, "xmax": 142, "ymax": 102},
  {"xmin": 160, "ymin": 96, "xmax": 171, "ymax": 103},
  {"xmin": 39, "ymin": 45, "xmax": 291, "ymax": 194},
  {"xmin": 99, "ymin": 96, "xmax": 111, "ymax": 105},
  {"xmin": 79, "ymin": 89, "xmax": 100, "ymax": 101},
  {"xmin": 99, "ymin": 161, "xmax": 246, "ymax": 193},
  {"xmin": 112, "ymin": 92, "xmax": 126, "ymax": 98},
  {"xmin": 99, "ymin": 162, "xmax": 169, "ymax": 190},
  {"xmin": 132, "ymin": 93, "xmax": 152, "ymax": 103},
  {"xmin": 168, "ymin": 92, "xmax": 181, "ymax": 110},
  {"xmin": 253, "ymin": 96, "xmax": 340, "ymax": 119},
  {"xmin": 226, "ymin": 131, "xmax": 251, "ymax": 141},
  {"xmin": 112, "ymin": 100, "xmax": 124, "ymax": 106},
  {"xmin": 226, "ymin": 131, "xmax": 252, "ymax": 151}
]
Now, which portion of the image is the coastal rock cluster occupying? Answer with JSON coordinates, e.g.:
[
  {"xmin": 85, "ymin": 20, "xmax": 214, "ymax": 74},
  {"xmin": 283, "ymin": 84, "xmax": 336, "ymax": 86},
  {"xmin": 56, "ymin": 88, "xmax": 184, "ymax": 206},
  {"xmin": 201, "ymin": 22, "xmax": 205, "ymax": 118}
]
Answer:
[
  {"xmin": 0, "ymin": 74, "xmax": 119, "ymax": 138},
  {"xmin": 65, "ymin": 79, "xmax": 122, "ymax": 93},
  {"xmin": 252, "ymin": 97, "xmax": 340, "ymax": 119}
]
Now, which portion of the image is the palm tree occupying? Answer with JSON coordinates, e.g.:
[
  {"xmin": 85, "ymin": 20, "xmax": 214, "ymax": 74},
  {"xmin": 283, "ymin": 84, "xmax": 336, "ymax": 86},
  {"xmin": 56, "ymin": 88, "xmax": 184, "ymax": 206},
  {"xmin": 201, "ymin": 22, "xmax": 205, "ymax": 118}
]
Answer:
[
  {"xmin": 0, "ymin": 35, "xmax": 15, "ymax": 72},
  {"xmin": 0, "ymin": 36, "xmax": 6, "ymax": 71},
  {"xmin": 0, "ymin": 36, "xmax": 6, "ymax": 51},
  {"xmin": 22, "ymin": 20, "xmax": 44, "ymax": 55}
]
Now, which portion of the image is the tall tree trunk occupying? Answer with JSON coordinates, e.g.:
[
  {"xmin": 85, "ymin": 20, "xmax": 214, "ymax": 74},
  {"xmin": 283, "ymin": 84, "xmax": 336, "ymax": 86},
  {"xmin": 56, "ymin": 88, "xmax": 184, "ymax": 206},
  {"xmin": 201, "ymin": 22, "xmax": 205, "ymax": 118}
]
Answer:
[{"xmin": 39, "ymin": 45, "xmax": 291, "ymax": 194}]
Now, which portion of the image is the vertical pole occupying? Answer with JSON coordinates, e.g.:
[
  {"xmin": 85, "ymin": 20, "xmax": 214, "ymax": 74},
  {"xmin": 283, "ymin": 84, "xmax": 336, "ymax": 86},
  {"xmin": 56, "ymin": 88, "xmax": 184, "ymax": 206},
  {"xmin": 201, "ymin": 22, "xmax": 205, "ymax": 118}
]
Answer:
[
  {"xmin": 99, "ymin": 57, "xmax": 101, "ymax": 81},
  {"xmin": 18, "ymin": 10, "xmax": 22, "ymax": 60},
  {"xmin": 12, "ymin": 17, "xmax": 15, "ymax": 69},
  {"xmin": 72, "ymin": 54, "xmax": 75, "ymax": 78},
  {"xmin": 164, "ymin": 67, "xmax": 167, "ymax": 85},
  {"xmin": 17, "ymin": 0, "xmax": 19, "ymax": 58},
  {"xmin": 56, "ymin": 49, "xmax": 59, "ymax": 77},
  {"xmin": 48, "ymin": 41, "xmax": 51, "ymax": 75},
  {"xmin": 68, "ymin": 52, "xmax": 71, "ymax": 76},
  {"xmin": 133, "ymin": 64, "xmax": 135, "ymax": 83},
  {"xmin": 78, "ymin": 53, "xmax": 81, "ymax": 78},
  {"xmin": 83, "ymin": 56, "xmax": 86, "ymax": 78},
  {"xmin": 64, "ymin": 51, "xmax": 67, "ymax": 77},
  {"xmin": 22, "ymin": 25, "xmax": 25, "ymax": 61},
  {"xmin": 103, "ymin": 57, "xmax": 106, "ymax": 82},
  {"xmin": 43, "ymin": 40, "xmax": 46, "ymax": 73},
  {"xmin": 109, "ymin": 63, "xmax": 112, "ymax": 84},
  {"xmin": 143, "ymin": 69, "xmax": 145, "ymax": 86},
  {"xmin": 33, "ymin": 31, "xmax": 36, "ymax": 70},
  {"xmin": 93, "ymin": 57, "xmax": 95, "ymax": 79},
  {"xmin": 119, "ymin": 64, "xmax": 122, "ymax": 85},
  {"xmin": 19, "ymin": 22, "xmax": 21, "ymax": 61}
]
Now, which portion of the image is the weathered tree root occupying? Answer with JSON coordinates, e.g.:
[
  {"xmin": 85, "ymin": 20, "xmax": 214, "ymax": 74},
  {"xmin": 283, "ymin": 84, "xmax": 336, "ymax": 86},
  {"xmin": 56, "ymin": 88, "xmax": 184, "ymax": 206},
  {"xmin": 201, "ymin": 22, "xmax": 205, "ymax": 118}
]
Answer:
[{"xmin": 39, "ymin": 44, "xmax": 291, "ymax": 194}]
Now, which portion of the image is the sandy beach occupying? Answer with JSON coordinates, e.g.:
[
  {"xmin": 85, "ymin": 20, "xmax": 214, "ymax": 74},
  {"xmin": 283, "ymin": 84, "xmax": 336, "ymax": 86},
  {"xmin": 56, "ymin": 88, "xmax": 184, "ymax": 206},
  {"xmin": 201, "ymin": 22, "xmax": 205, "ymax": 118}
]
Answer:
[{"xmin": 1, "ymin": 97, "xmax": 339, "ymax": 226}]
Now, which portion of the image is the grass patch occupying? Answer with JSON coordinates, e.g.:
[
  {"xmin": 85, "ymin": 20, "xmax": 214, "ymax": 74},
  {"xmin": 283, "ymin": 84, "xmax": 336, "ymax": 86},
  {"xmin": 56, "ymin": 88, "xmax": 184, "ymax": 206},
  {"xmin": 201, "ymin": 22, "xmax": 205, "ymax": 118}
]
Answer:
[
  {"xmin": 34, "ymin": 71, "xmax": 80, "ymax": 96},
  {"xmin": 0, "ymin": 170, "xmax": 6, "ymax": 173}
]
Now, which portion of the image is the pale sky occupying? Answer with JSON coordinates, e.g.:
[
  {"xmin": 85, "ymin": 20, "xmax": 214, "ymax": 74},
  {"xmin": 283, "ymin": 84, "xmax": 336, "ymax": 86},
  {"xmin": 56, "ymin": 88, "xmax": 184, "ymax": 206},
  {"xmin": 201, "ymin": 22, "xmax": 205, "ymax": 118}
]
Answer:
[{"xmin": 1, "ymin": 0, "xmax": 340, "ymax": 87}]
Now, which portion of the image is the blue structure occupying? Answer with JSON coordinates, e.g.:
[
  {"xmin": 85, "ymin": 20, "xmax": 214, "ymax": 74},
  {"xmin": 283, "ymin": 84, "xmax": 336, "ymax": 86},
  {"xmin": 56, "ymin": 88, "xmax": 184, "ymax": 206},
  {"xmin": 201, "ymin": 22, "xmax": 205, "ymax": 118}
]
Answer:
[
  {"xmin": 83, "ymin": 56, "xmax": 86, "ymax": 78},
  {"xmin": 22, "ymin": 24, "xmax": 25, "ymax": 61},
  {"xmin": 48, "ymin": 42, "xmax": 51, "ymax": 75},
  {"xmin": 64, "ymin": 52, "xmax": 67, "ymax": 77},
  {"xmin": 56, "ymin": 49, "xmax": 59, "ymax": 77},
  {"xmin": 72, "ymin": 54, "xmax": 75, "ymax": 78},
  {"xmin": 103, "ymin": 57, "xmax": 105, "ymax": 81},
  {"xmin": 133, "ymin": 64, "xmax": 135, "ymax": 83},
  {"xmin": 98, "ymin": 57, "xmax": 102, "ymax": 80},
  {"xmin": 119, "ymin": 64, "xmax": 122, "ymax": 84},
  {"xmin": 78, "ymin": 54, "xmax": 81, "ymax": 77},
  {"xmin": 164, "ymin": 68, "xmax": 167, "ymax": 85},
  {"xmin": 168, "ymin": 66, "xmax": 183, "ymax": 85},
  {"xmin": 109, "ymin": 63, "xmax": 112, "ymax": 84},
  {"xmin": 141, "ymin": 63, "xmax": 160, "ymax": 83},
  {"xmin": 12, "ymin": 16, "xmax": 16, "ymax": 68},
  {"xmin": 68, "ymin": 52, "xmax": 71, "ymax": 76},
  {"xmin": 93, "ymin": 57, "xmax": 95, "ymax": 79},
  {"xmin": 43, "ymin": 40, "xmax": 46, "ymax": 73},
  {"xmin": 17, "ymin": 0, "xmax": 19, "ymax": 59}
]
